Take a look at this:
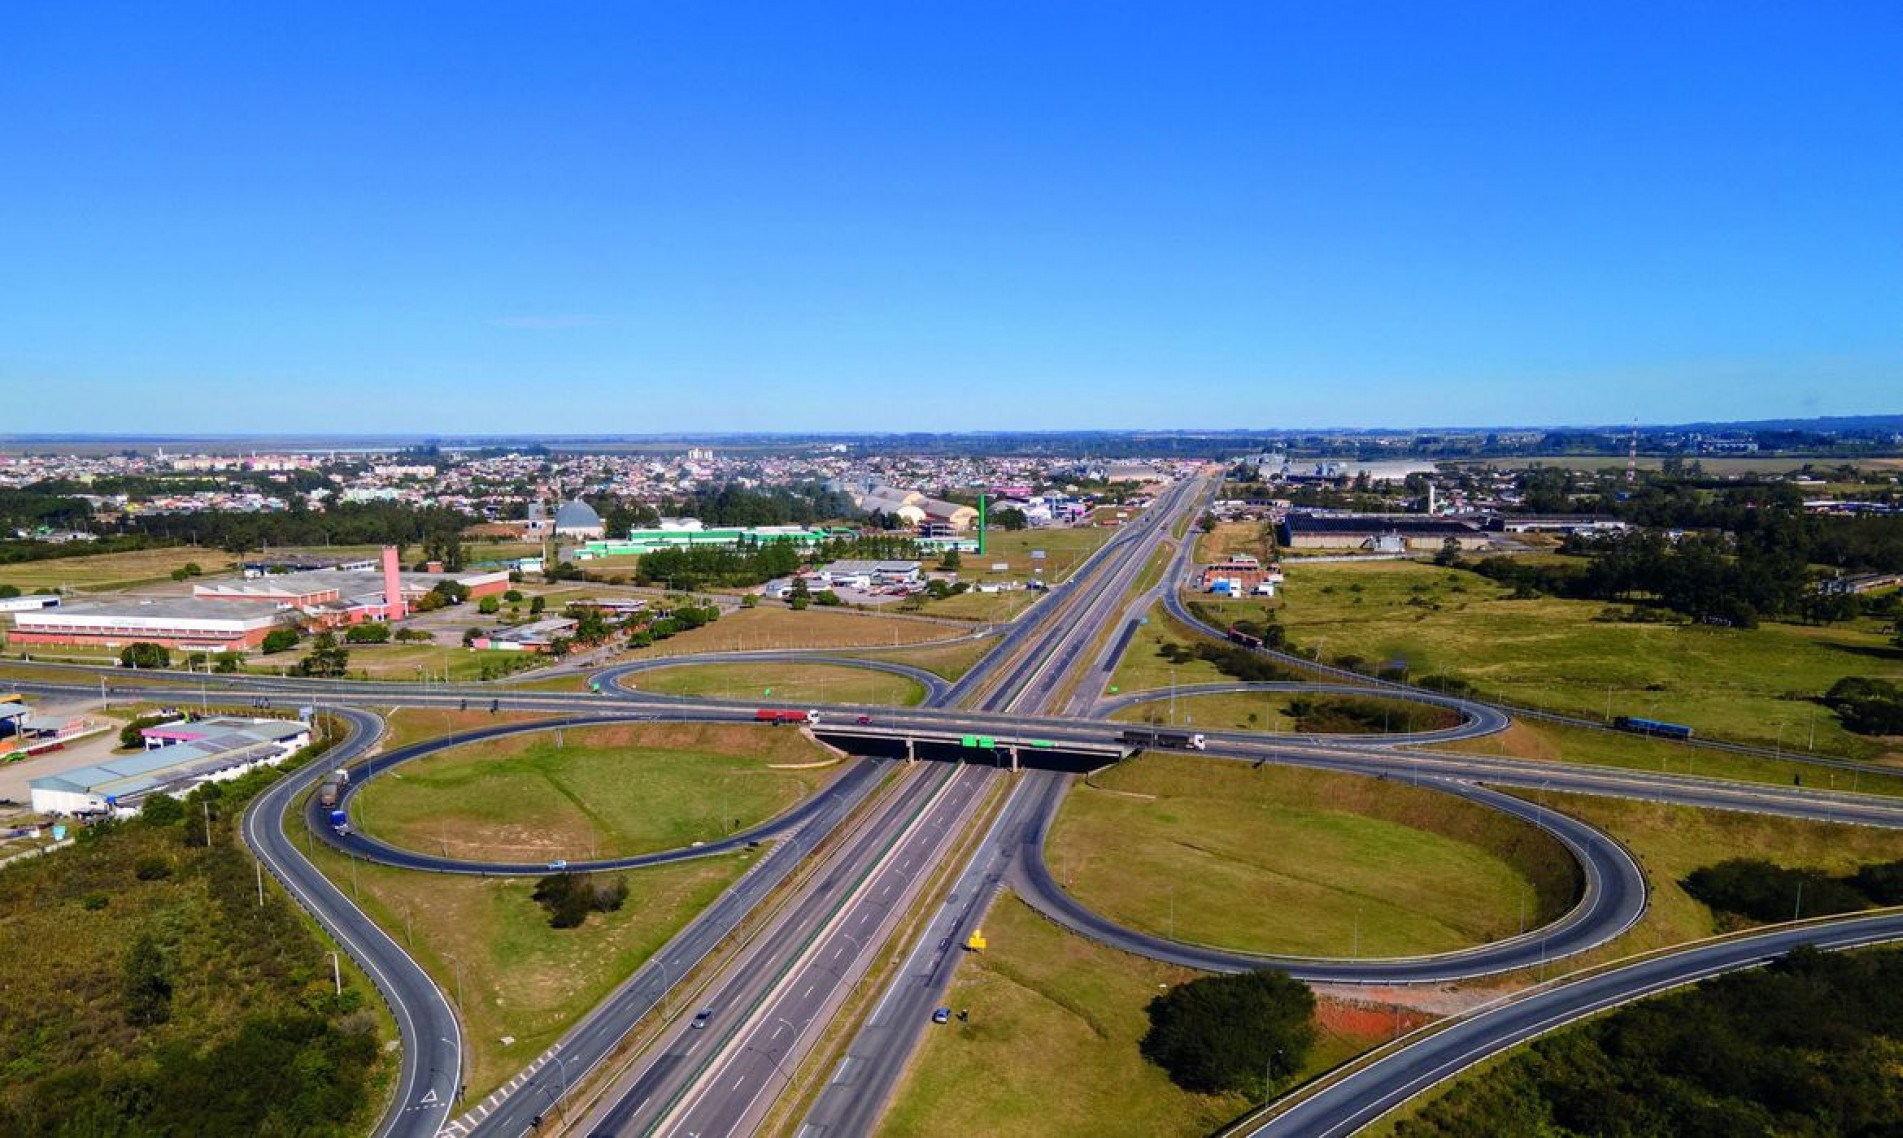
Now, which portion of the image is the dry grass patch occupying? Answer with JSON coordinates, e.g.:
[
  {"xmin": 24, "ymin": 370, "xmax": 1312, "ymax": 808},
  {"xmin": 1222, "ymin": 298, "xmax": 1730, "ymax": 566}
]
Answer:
[{"xmin": 839, "ymin": 634, "xmax": 1001, "ymax": 681}]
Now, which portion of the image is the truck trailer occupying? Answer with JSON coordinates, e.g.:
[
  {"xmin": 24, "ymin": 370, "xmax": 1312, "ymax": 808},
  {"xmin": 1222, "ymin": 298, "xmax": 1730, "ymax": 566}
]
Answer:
[
  {"xmin": 1119, "ymin": 728, "xmax": 1207, "ymax": 751},
  {"xmin": 755, "ymin": 709, "xmax": 820, "ymax": 725}
]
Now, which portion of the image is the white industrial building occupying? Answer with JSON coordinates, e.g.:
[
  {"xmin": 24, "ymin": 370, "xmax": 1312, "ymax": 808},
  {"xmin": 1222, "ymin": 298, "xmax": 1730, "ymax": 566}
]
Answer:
[{"xmin": 29, "ymin": 716, "xmax": 312, "ymax": 816}]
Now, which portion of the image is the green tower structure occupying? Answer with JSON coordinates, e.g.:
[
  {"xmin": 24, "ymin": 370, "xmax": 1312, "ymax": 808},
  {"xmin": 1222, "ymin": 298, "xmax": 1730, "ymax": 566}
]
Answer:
[{"xmin": 978, "ymin": 493, "xmax": 987, "ymax": 555}]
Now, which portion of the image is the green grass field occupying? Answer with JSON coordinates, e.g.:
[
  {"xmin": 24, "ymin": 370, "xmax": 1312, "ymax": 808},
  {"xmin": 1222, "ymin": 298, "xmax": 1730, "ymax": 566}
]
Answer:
[
  {"xmin": 1106, "ymin": 604, "xmax": 1254, "ymax": 695},
  {"xmin": 1109, "ymin": 689, "xmax": 1457, "ymax": 734},
  {"xmin": 839, "ymin": 634, "xmax": 1000, "ymax": 680},
  {"xmin": 1048, "ymin": 753, "xmax": 1576, "ymax": 957},
  {"xmin": 920, "ymin": 588, "xmax": 1040, "ymax": 621},
  {"xmin": 1273, "ymin": 558, "xmax": 1903, "ymax": 759},
  {"xmin": 1427, "ymin": 718, "xmax": 1903, "ymax": 798},
  {"xmin": 1466, "ymin": 787, "xmax": 1903, "ymax": 980},
  {"xmin": 882, "ymin": 893, "xmax": 1250, "ymax": 1138},
  {"xmin": 0, "ymin": 546, "xmax": 236, "ymax": 592},
  {"xmin": 301, "ymin": 832, "xmax": 745, "ymax": 1099},
  {"xmin": 616, "ymin": 606, "xmax": 957, "ymax": 655},
  {"xmin": 628, "ymin": 661, "xmax": 925, "ymax": 705},
  {"xmin": 964, "ymin": 526, "xmax": 1114, "ymax": 585},
  {"xmin": 354, "ymin": 722, "xmax": 838, "ymax": 860}
]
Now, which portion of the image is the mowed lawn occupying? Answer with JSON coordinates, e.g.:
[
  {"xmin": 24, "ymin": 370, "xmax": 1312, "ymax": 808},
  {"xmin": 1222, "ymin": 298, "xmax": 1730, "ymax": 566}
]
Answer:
[
  {"xmin": 302, "ymin": 834, "xmax": 746, "ymax": 1099},
  {"xmin": 617, "ymin": 606, "xmax": 956, "ymax": 655},
  {"xmin": 355, "ymin": 722, "xmax": 839, "ymax": 860},
  {"xmin": 0, "ymin": 546, "xmax": 235, "ymax": 592},
  {"xmin": 882, "ymin": 893, "xmax": 1249, "ymax": 1138},
  {"xmin": 1048, "ymin": 754, "xmax": 1575, "ymax": 958},
  {"xmin": 629, "ymin": 661, "xmax": 925, "ymax": 705},
  {"xmin": 1272, "ymin": 559, "xmax": 1903, "ymax": 759}
]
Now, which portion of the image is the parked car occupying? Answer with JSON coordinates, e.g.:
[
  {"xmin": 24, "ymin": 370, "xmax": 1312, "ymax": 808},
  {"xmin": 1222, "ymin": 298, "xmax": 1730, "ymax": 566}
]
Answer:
[{"xmin": 931, "ymin": 1007, "xmax": 952, "ymax": 1024}]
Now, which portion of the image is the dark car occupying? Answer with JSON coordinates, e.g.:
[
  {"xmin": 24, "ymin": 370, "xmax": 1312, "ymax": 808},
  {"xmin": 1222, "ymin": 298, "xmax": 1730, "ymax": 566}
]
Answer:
[
  {"xmin": 931, "ymin": 1006, "xmax": 951, "ymax": 1024},
  {"xmin": 691, "ymin": 1008, "xmax": 714, "ymax": 1029},
  {"xmin": 856, "ymin": 714, "xmax": 873, "ymax": 725}
]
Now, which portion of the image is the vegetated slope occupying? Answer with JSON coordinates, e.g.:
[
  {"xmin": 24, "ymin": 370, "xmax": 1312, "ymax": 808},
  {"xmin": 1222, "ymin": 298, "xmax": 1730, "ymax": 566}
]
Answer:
[
  {"xmin": 1395, "ymin": 945, "xmax": 1903, "ymax": 1137},
  {"xmin": 0, "ymin": 801, "xmax": 388, "ymax": 1133}
]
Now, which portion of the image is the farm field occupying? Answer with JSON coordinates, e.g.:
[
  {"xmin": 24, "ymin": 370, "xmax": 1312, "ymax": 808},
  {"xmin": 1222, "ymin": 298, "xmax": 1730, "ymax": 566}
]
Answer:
[
  {"xmin": 353, "ymin": 721, "xmax": 839, "ymax": 860},
  {"xmin": 1047, "ymin": 753, "xmax": 1575, "ymax": 958},
  {"xmin": 628, "ymin": 661, "xmax": 926, "ymax": 706},
  {"xmin": 1273, "ymin": 558, "xmax": 1903, "ymax": 759},
  {"xmin": 0, "ymin": 546, "xmax": 235, "ymax": 592}
]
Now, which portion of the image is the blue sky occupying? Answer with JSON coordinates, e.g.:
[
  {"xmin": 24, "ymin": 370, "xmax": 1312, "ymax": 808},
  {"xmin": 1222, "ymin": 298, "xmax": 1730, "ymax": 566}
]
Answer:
[{"xmin": 4, "ymin": 3, "xmax": 1899, "ymax": 434}]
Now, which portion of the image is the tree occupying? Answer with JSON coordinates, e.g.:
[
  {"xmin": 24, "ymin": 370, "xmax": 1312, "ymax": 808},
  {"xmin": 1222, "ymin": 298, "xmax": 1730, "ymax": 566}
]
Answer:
[
  {"xmin": 992, "ymin": 507, "xmax": 1029, "ymax": 531},
  {"xmin": 260, "ymin": 628, "xmax": 300, "ymax": 655},
  {"xmin": 573, "ymin": 609, "xmax": 610, "ymax": 645},
  {"xmin": 815, "ymin": 589, "xmax": 842, "ymax": 606},
  {"xmin": 212, "ymin": 651, "xmax": 243, "ymax": 673},
  {"xmin": 0, "ymin": 584, "xmax": 19, "ymax": 598},
  {"xmin": 122, "ymin": 934, "xmax": 174, "ymax": 1027},
  {"xmin": 477, "ymin": 595, "xmax": 500, "ymax": 615},
  {"xmin": 343, "ymin": 622, "xmax": 391, "ymax": 644},
  {"xmin": 119, "ymin": 642, "xmax": 172, "ymax": 670},
  {"xmin": 140, "ymin": 795, "xmax": 185, "ymax": 826},
  {"xmin": 1139, "ymin": 970, "xmax": 1317, "ymax": 1095},
  {"xmin": 529, "ymin": 595, "xmax": 547, "ymax": 616},
  {"xmin": 940, "ymin": 549, "xmax": 961, "ymax": 571},
  {"xmin": 462, "ymin": 626, "xmax": 483, "ymax": 648},
  {"xmin": 294, "ymin": 631, "xmax": 350, "ymax": 678}
]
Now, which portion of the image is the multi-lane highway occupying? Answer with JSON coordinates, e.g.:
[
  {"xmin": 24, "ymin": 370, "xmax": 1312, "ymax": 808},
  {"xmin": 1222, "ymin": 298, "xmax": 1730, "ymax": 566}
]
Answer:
[{"xmin": 18, "ymin": 468, "xmax": 1903, "ymax": 1137}]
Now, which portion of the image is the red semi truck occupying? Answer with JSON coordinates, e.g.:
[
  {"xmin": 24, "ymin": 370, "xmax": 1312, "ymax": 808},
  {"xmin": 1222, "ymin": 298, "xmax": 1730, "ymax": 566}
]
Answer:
[{"xmin": 755, "ymin": 709, "xmax": 820, "ymax": 725}]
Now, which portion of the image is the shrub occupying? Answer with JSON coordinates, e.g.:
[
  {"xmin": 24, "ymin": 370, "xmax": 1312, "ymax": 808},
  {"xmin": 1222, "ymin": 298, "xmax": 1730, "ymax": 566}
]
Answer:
[
  {"xmin": 120, "ymin": 714, "xmax": 171, "ymax": 750},
  {"xmin": 530, "ymin": 873, "xmax": 629, "ymax": 928},
  {"xmin": 1681, "ymin": 858, "xmax": 1869, "ymax": 925},
  {"xmin": 134, "ymin": 856, "xmax": 173, "ymax": 881},
  {"xmin": 260, "ymin": 629, "xmax": 300, "ymax": 655},
  {"xmin": 343, "ymin": 622, "xmax": 391, "ymax": 644},
  {"xmin": 119, "ymin": 642, "xmax": 171, "ymax": 669},
  {"xmin": 139, "ymin": 795, "xmax": 184, "ymax": 826},
  {"xmin": 1139, "ymin": 970, "xmax": 1316, "ymax": 1095}
]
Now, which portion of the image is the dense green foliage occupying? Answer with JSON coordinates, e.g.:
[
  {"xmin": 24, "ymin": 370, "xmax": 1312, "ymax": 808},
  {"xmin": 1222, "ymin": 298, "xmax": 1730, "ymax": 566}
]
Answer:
[
  {"xmin": 1154, "ymin": 638, "xmax": 1304, "ymax": 684},
  {"xmin": 637, "ymin": 542, "xmax": 803, "ymax": 589},
  {"xmin": 1681, "ymin": 856, "xmax": 1903, "ymax": 924},
  {"xmin": 290, "ymin": 631, "xmax": 350, "ymax": 678},
  {"xmin": 1284, "ymin": 695, "xmax": 1459, "ymax": 734},
  {"xmin": 655, "ymin": 482, "xmax": 857, "ymax": 526},
  {"xmin": 1138, "ymin": 969, "xmax": 1316, "ymax": 1096},
  {"xmin": 1823, "ymin": 676, "xmax": 1903, "ymax": 736},
  {"xmin": 118, "ymin": 642, "xmax": 171, "ymax": 670},
  {"xmin": 1397, "ymin": 946, "xmax": 1903, "ymax": 1137},
  {"xmin": 259, "ymin": 628, "xmax": 300, "ymax": 654},
  {"xmin": 0, "ymin": 720, "xmax": 385, "ymax": 1135}
]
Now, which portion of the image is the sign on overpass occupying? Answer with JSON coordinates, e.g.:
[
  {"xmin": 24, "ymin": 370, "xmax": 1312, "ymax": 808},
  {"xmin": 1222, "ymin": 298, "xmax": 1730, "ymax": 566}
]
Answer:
[{"xmin": 813, "ymin": 726, "xmax": 1126, "ymax": 774}]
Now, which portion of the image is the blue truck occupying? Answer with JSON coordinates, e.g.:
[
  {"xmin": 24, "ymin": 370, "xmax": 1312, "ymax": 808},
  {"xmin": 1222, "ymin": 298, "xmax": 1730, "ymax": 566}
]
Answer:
[
  {"xmin": 328, "ymin": 809, "xmax": 351, "ymax": 835},
  {"xmin": 1613, "ymin": 715, "xmax": 1694, "ymax": 740}
]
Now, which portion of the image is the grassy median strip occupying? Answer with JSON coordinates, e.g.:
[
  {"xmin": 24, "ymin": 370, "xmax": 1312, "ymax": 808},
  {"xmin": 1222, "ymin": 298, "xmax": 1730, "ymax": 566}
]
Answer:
[{"xmin": 759, "ymin": 768, "xmax": 1014, "ymax": 1137}]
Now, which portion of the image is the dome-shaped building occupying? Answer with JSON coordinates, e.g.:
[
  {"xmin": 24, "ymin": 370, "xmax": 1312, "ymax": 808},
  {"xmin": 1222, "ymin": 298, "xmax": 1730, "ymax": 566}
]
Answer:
[{"xmin": 553, "ymin": 498, "xmax": 605, "ymax": 539}]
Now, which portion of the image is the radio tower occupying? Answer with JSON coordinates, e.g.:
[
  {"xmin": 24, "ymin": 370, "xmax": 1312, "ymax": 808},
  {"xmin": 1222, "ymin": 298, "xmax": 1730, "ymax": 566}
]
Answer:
[{"xmin": 1626, "ymin": 420, "xmax": 1639, "ymax": 486}]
